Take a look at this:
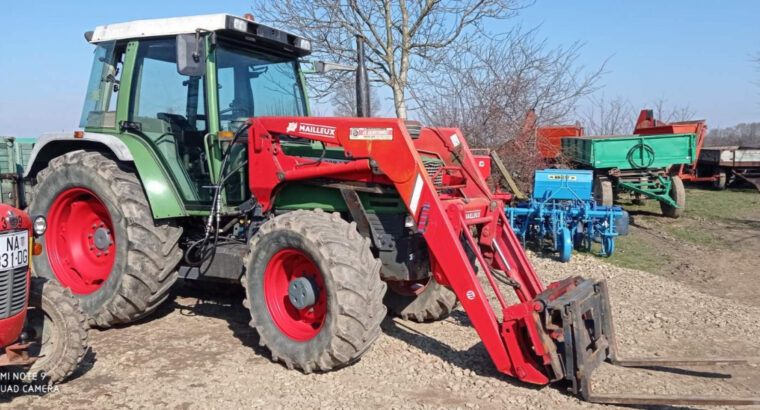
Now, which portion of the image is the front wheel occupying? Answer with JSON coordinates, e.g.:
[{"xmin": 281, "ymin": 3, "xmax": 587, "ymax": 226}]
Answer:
[
  {"xmin": 29, "ymin": 150, "xmax": 183, "ymax": 328},
  {"xmin": 23, "ymin": 278, "xmax": 88, "ymax": 384},
  {"xmin": 660, "ymin": 176, "xmax": 686, "ymax": 218},
  {"xmin": 593, "ymin": 175, "xmax": 614, "ymax": 207},
  {"xmin": 243, "ymin": 210, "xmax": 386, "ymax": 373}
]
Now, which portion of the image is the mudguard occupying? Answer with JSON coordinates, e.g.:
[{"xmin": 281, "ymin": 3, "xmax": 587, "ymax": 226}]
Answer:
[{"xmin": 24, "ymin": 132, "xmax": 186, "ymax": 219}]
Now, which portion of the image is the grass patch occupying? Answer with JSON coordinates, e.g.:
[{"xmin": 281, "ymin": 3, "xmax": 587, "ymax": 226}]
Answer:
[
  {"xmin": 667, "ymin": 225, "xmax": 726, "ymax": 248},
  {"xmin": 600, "ymin": 186, "xmax": 759, "ymax": 272},
  {"xmin": 681, "ymin": 187, "xmax": 760, "ymax": 223},
  {"xmin": 603, "ymin": 233, "xmax": 672, "ymax": 273}
]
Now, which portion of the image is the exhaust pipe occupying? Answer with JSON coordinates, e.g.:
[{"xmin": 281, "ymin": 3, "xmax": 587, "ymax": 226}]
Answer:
[{"xmin": 355, "ymin": 35, "xmax": 370, "ymax": 117}]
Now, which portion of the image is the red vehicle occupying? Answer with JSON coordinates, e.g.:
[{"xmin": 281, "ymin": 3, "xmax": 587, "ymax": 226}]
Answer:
[
  {"xmin": 632, "ymin": 109, "xmax": 713, "ymax": 183},
  {"xmin": 536, "ymin": 124, "xmax": 584, "ymax": 159},
  {"xmin": 0, "ymin": 204, "xmax": 87, "ymax": 386}
]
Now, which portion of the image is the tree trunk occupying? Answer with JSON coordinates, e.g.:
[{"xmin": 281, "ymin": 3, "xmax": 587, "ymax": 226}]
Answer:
[{"xmin": 393, "ymin": 84, "xmax": 407, "ymax": 119}]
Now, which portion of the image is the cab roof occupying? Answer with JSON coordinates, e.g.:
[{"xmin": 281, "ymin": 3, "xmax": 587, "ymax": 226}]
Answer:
[{"xmin": 86, "ymin": 13, "xmax": 312, "ymax": 56}]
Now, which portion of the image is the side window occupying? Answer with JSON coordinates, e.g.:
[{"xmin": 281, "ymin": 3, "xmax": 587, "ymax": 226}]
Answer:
[
  {"xmin": 80, "ymin": 41, "xmax": 120, "ymax": 129},
  {"xmin": 130, "ymin": 40, "xmax": 207, "ymax": 133},
  {"xmin": 129, "ymin": 39, "xmax": 211, "ymax": 203}
]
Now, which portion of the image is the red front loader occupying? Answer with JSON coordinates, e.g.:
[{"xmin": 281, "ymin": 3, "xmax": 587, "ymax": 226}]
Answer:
[{"xmin": 236, "ymin": 116, "xmax": 758, "ymax": 406}]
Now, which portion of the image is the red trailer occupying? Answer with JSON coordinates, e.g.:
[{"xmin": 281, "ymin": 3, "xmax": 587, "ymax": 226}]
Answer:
[
  {"xmin": 536, "ymin": 124, "xmax": 584, "ymax": 159},
  {"xmin": 632, "ymin": 109, "xmax": 714, "ymax": 183}
]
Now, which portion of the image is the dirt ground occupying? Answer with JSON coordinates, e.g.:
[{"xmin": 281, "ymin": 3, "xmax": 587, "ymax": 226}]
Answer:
[
  {"xmin": 2, "ymin": 187, "xmax": 759, "ymax": 409},
  {"xmin": 606, "ymin": 186, "xmax": 760, "ymax": 307}
]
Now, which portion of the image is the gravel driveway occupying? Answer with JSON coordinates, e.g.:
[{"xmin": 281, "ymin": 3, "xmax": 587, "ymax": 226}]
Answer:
[{"xmin": 3, "ymin": 253, "xmax": 759, "ymax": 409}]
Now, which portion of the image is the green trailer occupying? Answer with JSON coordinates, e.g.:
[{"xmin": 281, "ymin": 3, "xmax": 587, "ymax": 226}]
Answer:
[
  {"xmin": 562, "ymin": 133, "xmax": 697, "ymax": 218},
  {"xmin": 0, "ymin": 137, "xmax": 36, "ymax": 208}
]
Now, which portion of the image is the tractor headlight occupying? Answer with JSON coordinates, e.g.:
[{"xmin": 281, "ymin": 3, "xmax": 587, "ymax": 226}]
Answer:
[
  {"xmin": 33, "ymin": 215, "xmax": 47, "ymax": 236},
  {"xmin": 232, "ymin": 18, "xmax": 248, "ymax": 32},
  {"xmin": 296, "ymin": 37, "xmax": 311, "ymax": 52}
]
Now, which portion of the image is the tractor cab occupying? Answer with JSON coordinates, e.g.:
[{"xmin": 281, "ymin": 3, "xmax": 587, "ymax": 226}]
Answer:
[{"xmin": 80, "ymin": 14, "xmax": 312, "ymax": 207}]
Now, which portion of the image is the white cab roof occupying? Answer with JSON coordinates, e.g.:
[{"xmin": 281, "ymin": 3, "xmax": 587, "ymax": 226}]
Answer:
[{"xmin": 89, "ymin": 14, "xmax": 291, "ymax": 43}]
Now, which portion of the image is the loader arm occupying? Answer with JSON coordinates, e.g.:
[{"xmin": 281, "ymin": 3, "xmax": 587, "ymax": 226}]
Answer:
[
  {"xmin": 249, "ymin": 116, "xmax": 553, "ymax": 383},
  {"xmin": 247, "ymin": 117, "xmax": 760, "ymax": 406}
]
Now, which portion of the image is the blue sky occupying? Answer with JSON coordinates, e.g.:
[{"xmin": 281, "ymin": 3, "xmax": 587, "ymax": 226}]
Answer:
[{"xmin": 0, "ymin": 1, "xmax": 757, "ymax": 136}]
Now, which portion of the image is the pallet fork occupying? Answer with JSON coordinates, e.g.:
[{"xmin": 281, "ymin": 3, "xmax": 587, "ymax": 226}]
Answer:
[{"xmin": 249, "ymin": 117, "xmax": 759, "ymax": 406}]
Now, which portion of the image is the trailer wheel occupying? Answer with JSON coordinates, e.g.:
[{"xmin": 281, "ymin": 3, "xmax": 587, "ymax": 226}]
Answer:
[
  {"xmin": 243, "ymin": 209, "xmax": 386, "ymax": 373},
  {"xmin": 632, "ymin": 177, "xmax": 648, "ymax": 205},
  {"xmin": 22, "ymin": 277, "xmax": 88, "ymax": 384},
  {"xmin": 712, "ymin": 171, "xmax": 727, "ymax": 190},
  {"xmin": 593, "ymin": 176, "xmax": 613, "ymax": 206},
  {"xmin": 29, "ymin": 150, "xmax": 183, "ymax": 328},
  {"xmin": 384, "ymin": 277, "xmax": 457, "ymax": 322},
  {"xmin": 660, "ymin": 176, "xmax": 686, "ymax": 218}
]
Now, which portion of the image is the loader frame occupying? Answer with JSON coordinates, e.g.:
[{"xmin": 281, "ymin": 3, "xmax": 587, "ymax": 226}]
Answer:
[{"xmin": 244, "ymin": 116, "xmax": 759, "ymax": 405}]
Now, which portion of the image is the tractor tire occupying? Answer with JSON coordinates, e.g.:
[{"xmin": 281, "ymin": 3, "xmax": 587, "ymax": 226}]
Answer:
[
  {"xmin": 660, "ymin": 176, "xmax": 686, "ymax": 218},
  {"xmin": 384, "ymin": 277, "xmax": 457, "ymax": 322},
  {"xmin": 243, "ymin": 209, "xmax": 387, "ymax": 373},
  {"xmin": 593, "ymin": 176, "xmax": 614, "ymax": 207},
  {"xmin": 23, "ymin": 277, "xmax": 88, "ymax": 384},
  {"xmin": 29, "ymin": 150, "xmax": 183, "ymax": 328},
  {"xmin": 712, "ymin": 170, "xmax": 727, "ymax": 190}
]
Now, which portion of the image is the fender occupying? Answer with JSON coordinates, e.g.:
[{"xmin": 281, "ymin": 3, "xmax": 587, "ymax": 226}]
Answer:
[{"xmin": 24, "ymin": 132, "xmax": 186, "ymax": 219}]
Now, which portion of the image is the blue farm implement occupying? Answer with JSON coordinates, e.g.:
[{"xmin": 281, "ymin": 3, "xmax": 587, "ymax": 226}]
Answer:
[{"xmin": 505, "ymin": 169, "xmax": 628, "ymax": 262}]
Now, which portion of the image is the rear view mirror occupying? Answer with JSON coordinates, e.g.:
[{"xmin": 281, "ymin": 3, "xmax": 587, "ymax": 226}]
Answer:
[{"xmin": 177, "ymin": 33, "xmax": 206, "ymax": 77}]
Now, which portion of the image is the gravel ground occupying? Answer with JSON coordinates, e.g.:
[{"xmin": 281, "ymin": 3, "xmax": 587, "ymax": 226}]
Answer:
[{"xmin": 3, "ymin": 252, "xmax": 759, "ymax": 409}]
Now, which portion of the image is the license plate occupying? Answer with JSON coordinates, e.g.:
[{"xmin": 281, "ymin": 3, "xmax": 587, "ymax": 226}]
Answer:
[{"xmin": 0, "ymin": 230, "xmax": 29, "ymax": 270}]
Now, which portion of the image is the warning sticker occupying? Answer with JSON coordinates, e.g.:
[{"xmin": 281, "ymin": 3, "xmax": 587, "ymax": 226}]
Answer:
[{"xmin": 349, "ymin": 127, "xmax": 394, "ymax": 140}]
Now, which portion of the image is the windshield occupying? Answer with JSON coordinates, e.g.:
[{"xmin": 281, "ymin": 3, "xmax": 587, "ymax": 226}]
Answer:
[{"xmin": 216, "ymin": 43, "xmax": 307, "ymax": 131}]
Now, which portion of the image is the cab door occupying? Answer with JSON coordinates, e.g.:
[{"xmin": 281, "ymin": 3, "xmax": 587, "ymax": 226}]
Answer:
[{"xmin": 126, "ymin": 38, "xmax": 214, "ymax": 206}]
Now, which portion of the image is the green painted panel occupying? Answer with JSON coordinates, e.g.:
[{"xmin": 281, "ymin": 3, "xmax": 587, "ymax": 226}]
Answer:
[
  {"xmin": 273, "ymin": 184, "xmax": 406, "ymax": 214},
  {"xmin": 116, "ymin": 133, "xmax": 187, "ymax": 219},
  {"xmin": 562, "ymin": 133, "xmax": 696, "ymax": 170}
]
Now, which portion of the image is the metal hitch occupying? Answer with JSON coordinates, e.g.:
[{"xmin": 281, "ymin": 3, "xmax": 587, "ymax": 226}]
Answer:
[{"xmin": 536, "ymin": 277, "xmax": 760, "ymax": 406}]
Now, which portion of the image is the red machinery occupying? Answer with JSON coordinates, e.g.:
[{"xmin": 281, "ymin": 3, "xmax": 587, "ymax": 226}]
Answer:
[
  {"xmin": 537, "ymin": 124, "xmax": 584, "ymax": 159},
  {"xmin": 247, "ymin": 116, "xmax": 757, "ymax": 405},
  {"xmin": 633, "ymin": 109, "xmax": 713, "ymax": 182},
  {"xmin": 0, "ymin": 204, "xmax": 88, "ymax": 384}
]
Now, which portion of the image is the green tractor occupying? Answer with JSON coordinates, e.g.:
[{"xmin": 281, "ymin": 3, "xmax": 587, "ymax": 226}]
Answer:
[{"xmin": 24, "ymin": 14, "xmax": 454, "ymax": 337}]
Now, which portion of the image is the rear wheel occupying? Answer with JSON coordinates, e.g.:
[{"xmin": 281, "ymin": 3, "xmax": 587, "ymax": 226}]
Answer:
[
  {"xmin": 712, "ymin": 170, "xmax": 727, "ymax": 190},
  {"xmin": 243, "ymin": 210, "xmax": 386, "ymax": 373},
  {"xmin": 593, "ymin": 175, "xmax": 613, "ymax": 206},
  {"xmin": 632, "ymin": 177, "xmax": 648, "ymax": 205},
  {"xmin": 23, "ymin": 278, "xmax": 88, "ymax": 384},
  {"xmin": 29, "ymin": 150, "xmax": 183, "ymax": 328},
  {"xmin": 660, "ymin": 176, "xmax": 686, "ymax": 218},
  {"xmin": 384, "ymin": 277, "xmax": 457, "ymax": 322}
]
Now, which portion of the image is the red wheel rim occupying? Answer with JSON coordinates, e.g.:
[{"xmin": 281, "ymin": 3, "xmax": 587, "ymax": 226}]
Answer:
[
  {"xmin": 46, "ymin": 188, "xmax": 116, "ymax": 295},
  {"xmin": 263, "ymin": 249, "xmax": 326, "ymax": 341}
]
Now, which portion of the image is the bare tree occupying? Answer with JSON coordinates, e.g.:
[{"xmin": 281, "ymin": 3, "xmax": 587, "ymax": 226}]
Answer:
[
  {"xmin": 580, "ymin": 95, "xmax": 635, "ymax": 135},
  {"xmin": 650, "ymin": 97, "xmax": 696, "ymax": 123},
  {"xmin": 330, "ymin": 76, "xmax": 381, "ymax": 117},
  {"xmin": 251, "ymin": 0, "xmax": 525, "ymax": 119},
  {"xmin": 707, "ymin": 122, "xmax": 760, "ymax": 146},
  {"xmin": 413, "ymin": 27, "xmax": 604, "ymax": 148},
  {"xmin": 409, "ymin": 27, "xmax": 603, "ymax": 192}
]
